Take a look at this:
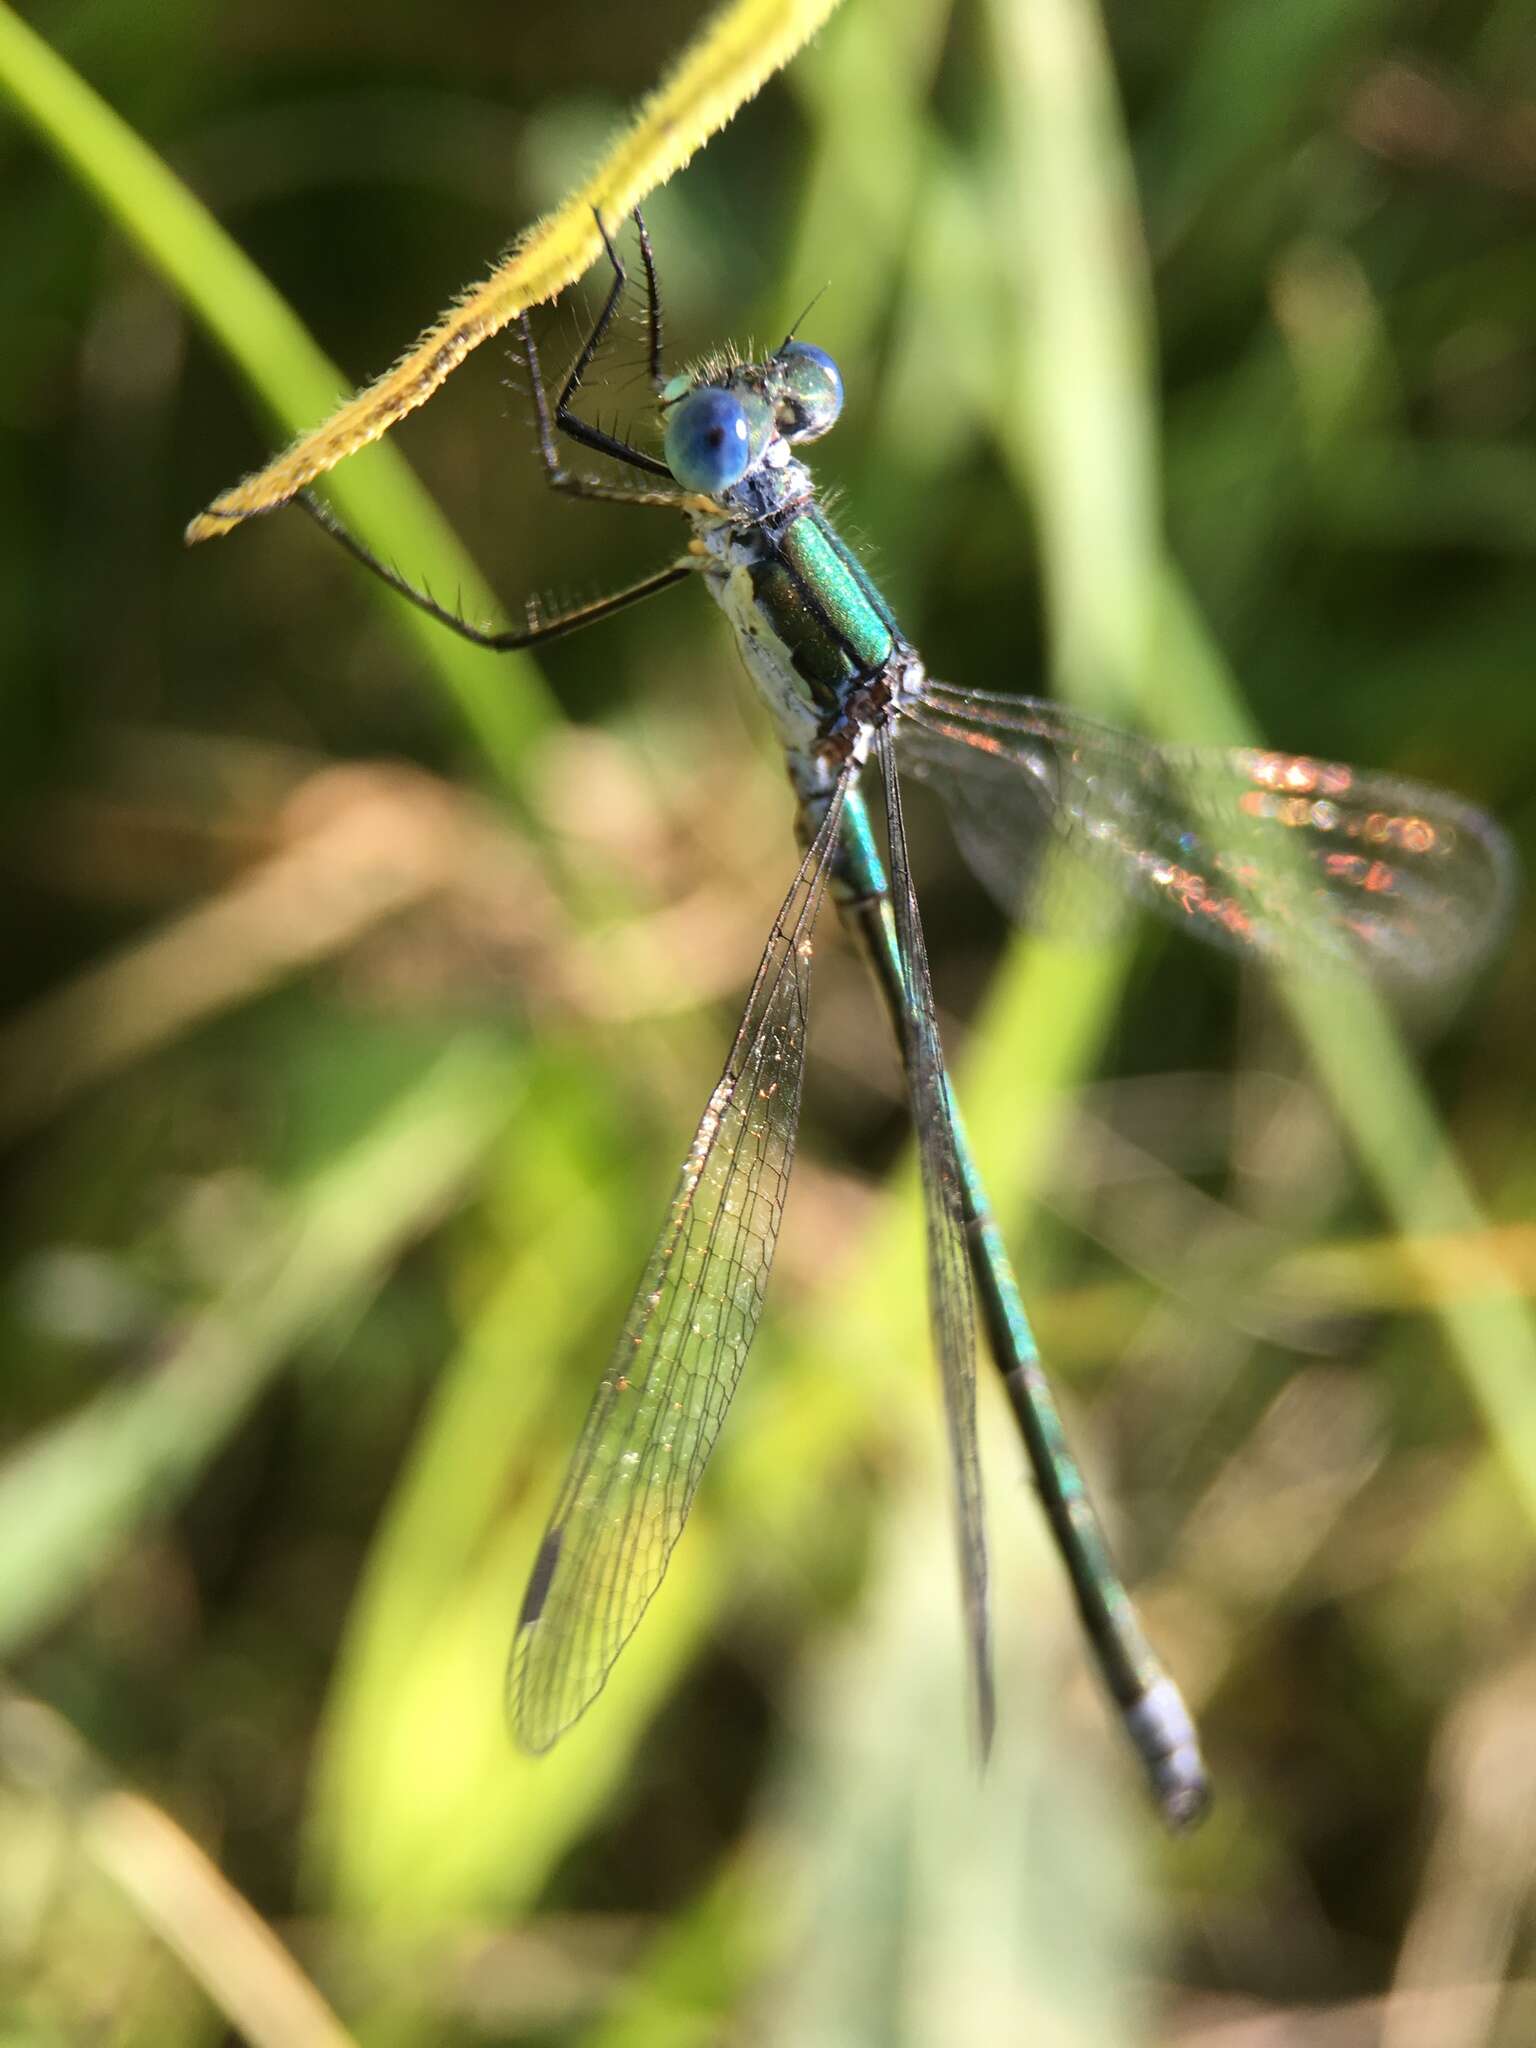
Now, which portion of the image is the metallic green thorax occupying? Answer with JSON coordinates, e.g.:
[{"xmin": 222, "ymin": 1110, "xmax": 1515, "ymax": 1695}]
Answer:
[
  {"xmin": 685, "ymin": 470, "xmax": 918, "ymax": 773},
  {"xmin": 770, "ymin": 513, "xmax": 893, "ymax": 680}
]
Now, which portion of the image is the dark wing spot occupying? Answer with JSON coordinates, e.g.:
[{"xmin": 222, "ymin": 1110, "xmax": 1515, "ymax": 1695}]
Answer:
[{"xmin": 517, "ymin": 1526, "xmax": 563, "ymax": 1629}]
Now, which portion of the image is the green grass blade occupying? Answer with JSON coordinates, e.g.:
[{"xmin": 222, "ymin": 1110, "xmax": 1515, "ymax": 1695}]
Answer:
[
  {"xmin": 0, "ymin": 1, "xmax": 551, "ymax": 793},
  {"xmin": 986, "ymin": 0, "xmax": 1536, "ymax": 1531},
  {"xmin": 0, "ymin": 1041, "xmax": 520, "ymax": 1658}
]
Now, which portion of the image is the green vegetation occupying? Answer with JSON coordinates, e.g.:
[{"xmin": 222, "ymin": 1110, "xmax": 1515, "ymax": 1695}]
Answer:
[{"xmin": 1, "ymin": 1, "xmax": 1533, "ymax": 2041}]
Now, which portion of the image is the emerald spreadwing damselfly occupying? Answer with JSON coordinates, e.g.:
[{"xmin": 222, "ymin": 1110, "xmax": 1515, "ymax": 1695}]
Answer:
[{"xmin": 298, "ymin": 214, "xmax": 1512, "ymax": 1830}]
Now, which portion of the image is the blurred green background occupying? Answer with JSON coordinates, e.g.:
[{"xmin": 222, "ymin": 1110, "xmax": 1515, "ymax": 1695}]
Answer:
[{"xmin": 3, "ymin": 0, "xmax": 1536, "ymax": 2042}]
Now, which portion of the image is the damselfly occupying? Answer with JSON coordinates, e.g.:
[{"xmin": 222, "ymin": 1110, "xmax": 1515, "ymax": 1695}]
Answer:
[{"xmin": 300, "ymin": 215, "xmax": 1512, "ymax": 1829}]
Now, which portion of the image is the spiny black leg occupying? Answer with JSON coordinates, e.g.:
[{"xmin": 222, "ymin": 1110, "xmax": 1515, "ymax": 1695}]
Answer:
[
  {"xmin": 539, "ymin": 212, "xmax": 672, "ymax": 479},
  {"xmin": 552, "ymin": 213, "xmax": 631, "ymax": 419},
  {"xmin": 511, "ymin": 213, "xmax": 679, "ymax": 502},
  {"xmin": 517, "ymin": 309, "xmax": 680, "ymax": 508},
  {"xmin": 298, "ymin": 491, "xmax": 694, "ymax": 651},
  {"xmin": 633, "ymin": 208, "xmax": 665, "ymax": 391}
]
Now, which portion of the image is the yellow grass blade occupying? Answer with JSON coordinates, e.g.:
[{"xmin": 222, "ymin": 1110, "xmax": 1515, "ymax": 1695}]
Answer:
[{"xmin": 185, "ymin": 0, "xmax": 845, "ymax": 544}]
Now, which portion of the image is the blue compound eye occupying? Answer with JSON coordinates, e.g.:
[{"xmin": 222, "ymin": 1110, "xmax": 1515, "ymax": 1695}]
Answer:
[
  {"xmin": 774, "ymin": 341, "xmax": 843, "ymax": 442},
  {"xmin": 663, "ymin": 386, "xmax": 771, "ymax": 492}
]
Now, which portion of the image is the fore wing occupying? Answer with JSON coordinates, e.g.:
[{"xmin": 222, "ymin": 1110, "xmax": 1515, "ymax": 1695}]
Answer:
[
  {"xmin": 510, "ymin": 771, "xmax": 851, "ymax": 1751},
  {"xmin": 900, "ymin": 686, "xmax": 1514, "ymax": 991}
]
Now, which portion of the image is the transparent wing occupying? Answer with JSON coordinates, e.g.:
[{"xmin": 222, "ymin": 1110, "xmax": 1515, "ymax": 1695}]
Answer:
[
  {"xmin": 510, "ymin": 770, "xmax": 852, "ymax": 1752},
  {"xmin": 900, "ymin": 684, "xmax": 1516, "ymax": 990},
  {"xmin": 878, "ymin": 727, "xmax": 994, "ymax": 1753}
]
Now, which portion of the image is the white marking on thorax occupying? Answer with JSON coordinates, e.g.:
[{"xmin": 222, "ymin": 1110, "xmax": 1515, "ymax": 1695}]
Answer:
[
  {"xmin": 687, "ymin": 504, "xmax": 825, "ymax": 756},
  {"xmin": 683, "ymin": 476, "xmax": 929, "ymax": 773}
]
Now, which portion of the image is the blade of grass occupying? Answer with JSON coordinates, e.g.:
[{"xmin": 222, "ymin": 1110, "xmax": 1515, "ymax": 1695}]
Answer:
[
  {"xmin": 988, "ymin": 0, "xmax": 1536, "ymax": 1528},
  {"xmin": 0, "ymin": 1685, "xmax": 359, "ymax": 2048},
  {"xmin": 775, "ymin": 0, "xmax": 955, "ymax": 370},
  {"xmin": 0, "ymin": 1039, "xmax": 520, "ymax": 1657},
  {"xmin": 985, "ymin": 0, "xmax": 1160, "ymax": 720},
  {"xmin": 754, "ymin": 1493, "xmax": 1147, "ymax": 2048},
  {"xmin": 0, "ymin": 1, "xmax": 548, "ymax": 795},
  {"xmin": 952, "ymin": 0, "xmax": 1162, "ymax": 1284}
]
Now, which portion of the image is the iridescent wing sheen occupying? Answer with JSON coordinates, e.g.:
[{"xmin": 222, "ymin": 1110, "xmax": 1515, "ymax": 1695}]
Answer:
[
  {"xmin": 877, "ymin": 728, "xmax": 994, "ymax": 1754},
  {"xmin": 899, "ymin": 684, "xmax": 1515, "ymax": 990},
  {"xmin": 509, "ymin": 772, "xmax": 851, "ymax": 1753}
]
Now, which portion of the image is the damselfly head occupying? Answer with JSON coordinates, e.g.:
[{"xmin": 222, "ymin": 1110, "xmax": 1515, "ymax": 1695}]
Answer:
[{"xmin": 659, "ymin": 341, "xmax": 844, "ymax": 493}]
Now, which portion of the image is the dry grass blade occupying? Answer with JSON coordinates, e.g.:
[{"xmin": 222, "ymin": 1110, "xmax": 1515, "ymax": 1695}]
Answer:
[
  {"xmin": 184, "ymin": 0, "xmax": 846, "ymax": 540},
  {"xmin": 0, "ymin": 1685, "xmax": 358, "ymax": 2048}
]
